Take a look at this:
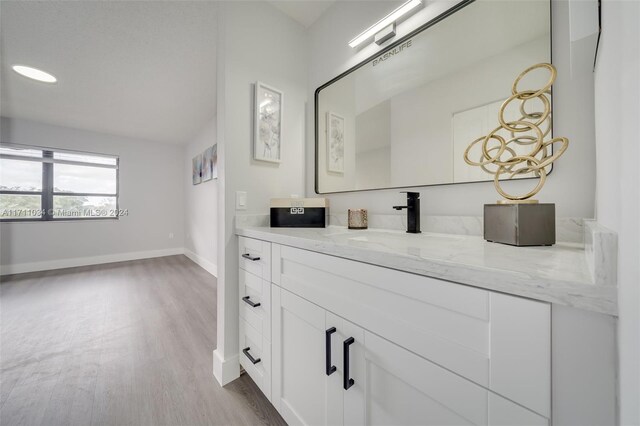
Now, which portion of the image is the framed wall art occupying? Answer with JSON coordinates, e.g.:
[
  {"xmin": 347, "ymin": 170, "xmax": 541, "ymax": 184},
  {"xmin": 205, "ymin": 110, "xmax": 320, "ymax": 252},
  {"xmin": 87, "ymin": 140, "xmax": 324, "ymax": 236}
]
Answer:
[
  {"xmin": 192, "ymin": 153, "xmax": 202, "ymax": 185},
  {"xmin": 327, "ymin": 111, "xmax": 345, "ymax": 173},
  {"xmin": 202, "ymin": 144, "xmax": 217, "ymax": 181},
  {"xmin": 254, "ymin": 81, "xmax": 283, "ymax": 163}
]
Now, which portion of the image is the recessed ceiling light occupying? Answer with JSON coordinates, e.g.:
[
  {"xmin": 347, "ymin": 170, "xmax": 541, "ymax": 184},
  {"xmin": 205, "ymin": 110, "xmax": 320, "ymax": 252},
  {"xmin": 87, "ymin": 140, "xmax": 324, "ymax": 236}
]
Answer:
[
  {"xmin": 348, "ymin": 0, "xmax": 423, "ymax": 48},
  {"xmin": 12, "ymin": 65, "xmax": 57, "ymax": 83}
]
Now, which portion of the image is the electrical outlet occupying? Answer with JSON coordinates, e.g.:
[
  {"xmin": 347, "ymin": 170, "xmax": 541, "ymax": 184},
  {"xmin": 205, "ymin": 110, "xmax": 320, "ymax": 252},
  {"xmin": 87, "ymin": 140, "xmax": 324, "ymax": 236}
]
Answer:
[
  {"xmin": 169, "ymin": 232, "xmax": 174, "ymax": 239},
  {"xmin": 236, "ymin": 191, "xmax": 247, "ymax": 210}
]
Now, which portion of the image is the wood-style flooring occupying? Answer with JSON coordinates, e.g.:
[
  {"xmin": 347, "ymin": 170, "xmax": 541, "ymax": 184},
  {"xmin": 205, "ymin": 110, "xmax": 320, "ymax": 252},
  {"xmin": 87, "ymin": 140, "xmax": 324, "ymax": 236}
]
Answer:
[{"xmin": 0, "ymin": 255, "xmax": 286, "ymax": 426}]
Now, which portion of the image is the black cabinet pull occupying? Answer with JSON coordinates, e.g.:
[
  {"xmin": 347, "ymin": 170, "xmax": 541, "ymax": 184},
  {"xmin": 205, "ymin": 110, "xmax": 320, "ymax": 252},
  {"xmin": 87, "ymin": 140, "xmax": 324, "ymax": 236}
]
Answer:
[
  {"xmin": 242, "ymin": 347, "xmax": 261, "ymax": 364},
  {"xmin": 343, "ymin": 337, "xmax": 355, "ymax": 390},
  {"xmin": 242, "ymin": 253, "xmax": 260, "ymax": 261},
  {"xmin": 242, "ymin": 296, "xmax": 261, "ymax": 308},
  {"xmin": 325, "ymin": 327, "xmax": 337, "ymax": 376}
]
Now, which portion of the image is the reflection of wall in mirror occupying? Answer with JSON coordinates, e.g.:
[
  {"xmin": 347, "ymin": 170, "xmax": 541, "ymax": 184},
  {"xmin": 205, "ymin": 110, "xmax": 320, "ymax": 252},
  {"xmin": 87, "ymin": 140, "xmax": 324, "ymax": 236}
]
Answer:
[
  {"xmin": 387, "ymin": 36, "xmax": 549, "ymax": 187},
  {"xmin": 355, "ymin": 100, "xmax": 391, "ymax": 189},
  {"xmin": 452, "ymin": 99, "xmax": 534, "ymax": 183},
  {"xmin": 318, "ymin": 35, "xmax": 550, "ymax": 193},
  {"xmin": 317, "ymin": 76, "xmax": 356, "ymax": 192}
]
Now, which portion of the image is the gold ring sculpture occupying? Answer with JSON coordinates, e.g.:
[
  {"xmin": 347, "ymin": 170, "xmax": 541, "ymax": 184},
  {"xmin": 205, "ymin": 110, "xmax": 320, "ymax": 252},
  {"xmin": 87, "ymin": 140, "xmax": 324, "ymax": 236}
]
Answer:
[{"xmin": 463, "ymin": 63, "xmax": 569, "ymax": 203}]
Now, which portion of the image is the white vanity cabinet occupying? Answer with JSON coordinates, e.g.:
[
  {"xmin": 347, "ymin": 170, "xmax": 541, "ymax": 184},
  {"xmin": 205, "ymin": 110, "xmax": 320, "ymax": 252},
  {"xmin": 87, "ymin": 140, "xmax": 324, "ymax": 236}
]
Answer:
[
  {"xmin": 238, "ymin": 236, "xmax": 552, "ymax": 425},
  {"xmin": 238, "ymin": 236, "xmax": 273, "ymax": 400},
  {"xmin": 272, "ymin": 285, "xmax": 548, "ymax": 426},
  {"xmin": 271, "ymin": 286, "xmax": 363, "ymax": 426},
  {"xmin": 271, "ymin": 285, "xmax": 534, "ymax": 426},
  {"xmin": 271, "ymin": 243, "xmax": 551, "ymax": 425}
]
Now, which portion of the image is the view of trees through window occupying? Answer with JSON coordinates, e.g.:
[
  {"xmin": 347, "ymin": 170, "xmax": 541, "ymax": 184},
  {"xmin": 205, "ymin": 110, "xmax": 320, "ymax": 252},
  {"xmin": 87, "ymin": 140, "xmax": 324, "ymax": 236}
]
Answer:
[{"xmin": 0, "ymin": 145, "xmax": 119, "ymax": 220}]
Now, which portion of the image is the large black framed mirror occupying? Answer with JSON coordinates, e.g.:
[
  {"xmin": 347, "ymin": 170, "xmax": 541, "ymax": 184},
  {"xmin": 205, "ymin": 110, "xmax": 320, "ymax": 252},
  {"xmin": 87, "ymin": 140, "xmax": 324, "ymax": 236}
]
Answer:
[{"xmin": 315, "ymin": 0, "xmax": 552, "ymax": 194}]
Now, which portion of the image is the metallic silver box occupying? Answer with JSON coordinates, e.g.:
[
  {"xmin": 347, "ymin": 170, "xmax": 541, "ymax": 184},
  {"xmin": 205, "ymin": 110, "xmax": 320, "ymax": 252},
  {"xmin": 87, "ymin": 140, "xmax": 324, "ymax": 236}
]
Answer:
[{"xmin": 484, "ymin": 203, "xmax": 556, "ymax": 246}]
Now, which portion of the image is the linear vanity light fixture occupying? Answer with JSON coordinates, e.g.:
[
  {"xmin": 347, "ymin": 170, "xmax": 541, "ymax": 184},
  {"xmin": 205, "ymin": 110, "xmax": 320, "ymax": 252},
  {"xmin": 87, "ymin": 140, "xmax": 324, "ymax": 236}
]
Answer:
[{"xmin": 348, "ymin": 0, "xmax": 423, "ymax": 48}]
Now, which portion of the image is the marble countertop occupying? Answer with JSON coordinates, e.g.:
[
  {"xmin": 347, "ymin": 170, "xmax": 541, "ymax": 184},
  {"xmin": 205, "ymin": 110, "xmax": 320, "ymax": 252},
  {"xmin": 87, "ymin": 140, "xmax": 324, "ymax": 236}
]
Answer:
[{"xmin": 236, "ymin": 224, "xmax": 617, "ymax": 316}]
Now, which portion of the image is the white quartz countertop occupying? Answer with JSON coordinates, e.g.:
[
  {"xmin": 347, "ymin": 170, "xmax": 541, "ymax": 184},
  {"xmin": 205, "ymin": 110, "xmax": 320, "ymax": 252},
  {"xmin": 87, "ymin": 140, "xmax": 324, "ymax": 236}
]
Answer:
[{"xmin": 236, "ymin": 225, "xmax": 617, "ymax": 316}]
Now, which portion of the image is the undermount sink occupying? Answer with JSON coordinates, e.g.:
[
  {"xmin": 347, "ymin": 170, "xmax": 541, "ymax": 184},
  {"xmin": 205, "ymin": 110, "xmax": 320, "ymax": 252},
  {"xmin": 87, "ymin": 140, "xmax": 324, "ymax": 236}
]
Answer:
[
  {"xmin": 324, "ymin": 228, "xmax": 467, "ymax": 249},
  {"xmin": 352, "ymin": 229, "xmax": 464, "ymax": 241}
]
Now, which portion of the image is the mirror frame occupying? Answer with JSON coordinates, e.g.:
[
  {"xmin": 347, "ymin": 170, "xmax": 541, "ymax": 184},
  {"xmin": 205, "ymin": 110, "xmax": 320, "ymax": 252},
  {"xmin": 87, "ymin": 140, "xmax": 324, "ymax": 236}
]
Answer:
[{"xmin": 314, "ymin": 0, "xmax": 553, "ymax": 194}]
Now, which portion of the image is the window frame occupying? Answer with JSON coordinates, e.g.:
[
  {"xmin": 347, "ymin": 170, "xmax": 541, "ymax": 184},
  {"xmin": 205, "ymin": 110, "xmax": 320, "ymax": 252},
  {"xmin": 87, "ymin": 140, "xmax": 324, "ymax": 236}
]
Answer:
[{"xmin": 0, "ymin": 144, "xmax": 120, "ymax": 222}]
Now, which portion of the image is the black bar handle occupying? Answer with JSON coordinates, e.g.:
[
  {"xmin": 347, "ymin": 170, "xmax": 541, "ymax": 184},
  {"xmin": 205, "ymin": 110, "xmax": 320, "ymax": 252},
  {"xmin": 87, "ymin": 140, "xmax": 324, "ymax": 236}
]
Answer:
[
  {"xmin": 242, "ymin": 296, "xmax": 261, "ymax": 308},
  {"xmin": 242, "ymin": 253, "xmax": 260, "ymax": 261},
  {"xmin": 343, "ymin": 337, "xmax": 355, "ymax": 390},
  {"xmin": 325, "ymin": 327, "xmax": 337, "ymax": 376},
  {"xmin": 242, "ymin": 347, "xmax": 261, "ymax": 365}
]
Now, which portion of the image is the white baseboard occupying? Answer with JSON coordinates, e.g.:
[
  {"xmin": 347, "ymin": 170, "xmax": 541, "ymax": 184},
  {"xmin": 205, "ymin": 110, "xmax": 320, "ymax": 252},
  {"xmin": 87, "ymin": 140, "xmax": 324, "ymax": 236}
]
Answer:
[
  {"xmin": 184, "ymin": 249, "xmax": 218, "ymax": 277},
  {"xmin": 0, "ymin": 247, "xmax": 184, "ymax": 276},
  {"xmin": 213, "ymin": 349, "xmax": 240, "ymax": 386}
]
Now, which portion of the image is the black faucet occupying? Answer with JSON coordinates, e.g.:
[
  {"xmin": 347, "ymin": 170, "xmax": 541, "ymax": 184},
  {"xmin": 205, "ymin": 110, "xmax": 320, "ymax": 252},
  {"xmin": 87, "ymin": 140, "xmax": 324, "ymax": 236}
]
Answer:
[{"xmin": 393, "ymin": 192, "xmax": 421, "ymax": 234}]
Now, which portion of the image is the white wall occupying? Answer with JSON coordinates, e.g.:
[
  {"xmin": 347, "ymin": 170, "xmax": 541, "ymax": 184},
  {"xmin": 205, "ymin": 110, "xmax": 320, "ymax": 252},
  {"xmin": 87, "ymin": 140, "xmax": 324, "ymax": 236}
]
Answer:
[
  {"xmin": 184, "ymin": 117, "xmax": 218, "ymax": 276},
  {"xmin": 0, "ymin": 117, "xmax": 184, "ymax": 274},
  {"xmin": 213, "ymin": 1, "xmax": 307, "ymax": 384},
  {"xmin": 594, "ymin": 0, "xmax": 640, "ymax": 423},
  {"xmin": 306, "ymin": 0, "xmax": 597, "ymax": 219}
]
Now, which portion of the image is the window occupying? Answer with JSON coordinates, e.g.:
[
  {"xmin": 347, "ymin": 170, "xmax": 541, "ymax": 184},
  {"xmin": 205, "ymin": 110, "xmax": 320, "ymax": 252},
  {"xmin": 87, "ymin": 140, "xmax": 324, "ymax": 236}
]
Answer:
[{"xmin": 0, "ymin": 144, "xmax": 119, "ymax": 221}]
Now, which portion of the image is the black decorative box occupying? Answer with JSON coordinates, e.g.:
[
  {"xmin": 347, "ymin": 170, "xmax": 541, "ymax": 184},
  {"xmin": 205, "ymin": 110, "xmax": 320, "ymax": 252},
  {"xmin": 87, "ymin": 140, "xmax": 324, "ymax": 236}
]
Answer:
[{"xmin": 270, "ymin": 198, "xmax": 328, "ymax": 228}]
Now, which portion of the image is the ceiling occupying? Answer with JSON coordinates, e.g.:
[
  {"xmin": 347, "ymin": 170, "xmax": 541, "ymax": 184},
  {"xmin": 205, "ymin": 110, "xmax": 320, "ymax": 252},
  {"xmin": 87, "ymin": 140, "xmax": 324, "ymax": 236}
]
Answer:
[
  {"xmin": 0, "ymin": 1, "xmax": 218, "ymax": 145},
  {"xmin": 268, "ymin": 1, "xmax": 336, "ymax": 27}
]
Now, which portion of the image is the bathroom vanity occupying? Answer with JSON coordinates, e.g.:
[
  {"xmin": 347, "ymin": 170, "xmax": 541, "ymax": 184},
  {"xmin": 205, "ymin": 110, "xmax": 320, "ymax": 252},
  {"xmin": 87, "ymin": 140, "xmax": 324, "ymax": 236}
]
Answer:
[
  {"xmin": 231, "ymin": 1, "xmax": 616, "ymax": 423},
  {"xmin": 235, "ymin": 221, "xmax": 617, "ymax": 426}
]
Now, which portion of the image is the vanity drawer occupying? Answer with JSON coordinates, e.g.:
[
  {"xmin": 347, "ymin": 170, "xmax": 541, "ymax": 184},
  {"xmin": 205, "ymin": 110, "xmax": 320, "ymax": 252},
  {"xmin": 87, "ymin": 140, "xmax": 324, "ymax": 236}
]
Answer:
[
  {"xmin": 272, "ymin": 244, "xmax": 550, "ymax": 418},
  {"xmin": 239, "ymin": 269, "xmax": 271, "ymax": 341},
  {"xmin": 239, "ymin": 318, "xmax": 272, "ymax": 401},
  {"xmin": 239, "ymin": 236, "xmax": 271, "ymax": 281}
]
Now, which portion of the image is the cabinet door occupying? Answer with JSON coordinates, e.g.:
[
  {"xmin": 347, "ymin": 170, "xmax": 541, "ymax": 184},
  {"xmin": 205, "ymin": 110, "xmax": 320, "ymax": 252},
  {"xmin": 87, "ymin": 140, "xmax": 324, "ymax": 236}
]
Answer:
[
  {"xmin": 272, "ymin": 286, "xmax": 342, "ymax": 426},
  {"xmin": 352, "ymin": 330, "xmax": 488, "ymax": 426},
  {"xmin": 347, "ymin": 331, "xmax": 548, "ymax": 426}
]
